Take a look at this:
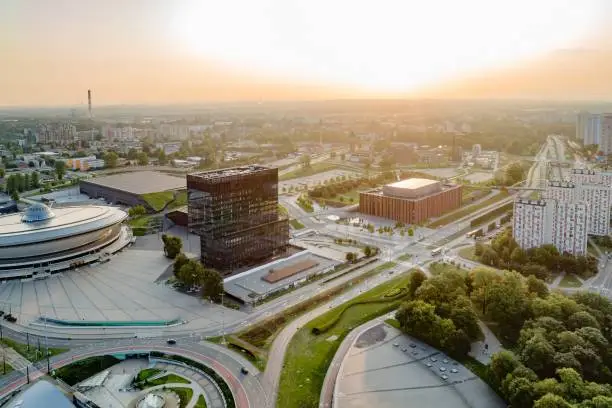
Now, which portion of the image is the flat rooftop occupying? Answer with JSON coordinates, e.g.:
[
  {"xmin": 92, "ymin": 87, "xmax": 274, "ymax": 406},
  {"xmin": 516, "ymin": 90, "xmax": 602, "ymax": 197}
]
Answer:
[
  {"xmin": 385, "ymin": 178, "xmax": 438, "ymax": 190},
  {"xmin": 189, "ymin": 165, "xmax": 272, "ymax": 181},
  {"xmin": 224, "ymin": 251, "xmax": 337, "ymax": 303},
  {"xmin": 335, "ymin": 324, "xmax": 505, "ymax": 408},
  {"xmin": 82, "ymin": 171, "xmax": 186, "ymax": 195}
]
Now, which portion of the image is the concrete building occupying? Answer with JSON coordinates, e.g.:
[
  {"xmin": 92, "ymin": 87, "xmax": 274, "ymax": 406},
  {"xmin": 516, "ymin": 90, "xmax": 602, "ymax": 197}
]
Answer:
[
  {"xmin": 472, "ymin": 144, "xmax": 482, "ymax": 158},
  {"xmin": 359, "ymin": 178, "xmax": 462, "ymax": 224},
  {"xmin": 601, "ymin": 114, "xmax": 612, "ymax": 154},
  {"xmin": 65, "ymin": 156, "xmax": 105, "ymax": 171},
  {"xmin": 513, "ymin": 199, "xmax": 555, "ymax": 250},
  {"xmin": 552, "ymin": 201, "xmax": 589, "ymax": 256}
]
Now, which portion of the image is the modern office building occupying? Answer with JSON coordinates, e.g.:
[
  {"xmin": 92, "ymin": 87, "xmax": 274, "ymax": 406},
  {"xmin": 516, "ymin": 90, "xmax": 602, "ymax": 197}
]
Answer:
[
  {"xmin": 359, "ymin": 178, "xmax": 462, "ymax": 224},
  {"xmin": 187, "ymin": 165, "xmax": 289, "ymax": 273}
]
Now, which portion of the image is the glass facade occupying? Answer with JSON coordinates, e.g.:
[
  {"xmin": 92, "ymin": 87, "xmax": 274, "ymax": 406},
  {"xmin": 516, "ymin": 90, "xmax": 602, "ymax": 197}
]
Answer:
[{"xmin": 187, "ymin": 166, "xmax": 289, "ymax": 273}]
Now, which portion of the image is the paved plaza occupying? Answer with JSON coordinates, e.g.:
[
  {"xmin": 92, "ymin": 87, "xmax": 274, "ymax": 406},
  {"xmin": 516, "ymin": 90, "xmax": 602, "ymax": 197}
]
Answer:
[
  {"xmin": 279, "ymin": 169, "xmax": 360, "ymax": 191},
  {"xmin": 335, "ymin": 324, "xmax": 504, "ymax": 408},
  {"xmin": 0, "ymin": 248, "xmax": 245, "ymax": 330}
]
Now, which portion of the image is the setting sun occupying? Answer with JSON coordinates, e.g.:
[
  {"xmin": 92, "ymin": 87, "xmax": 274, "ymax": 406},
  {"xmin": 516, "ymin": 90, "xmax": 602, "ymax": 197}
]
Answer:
[{"xmin": 171, "ymin": 0, "xmax": 601, "ymax": 92}]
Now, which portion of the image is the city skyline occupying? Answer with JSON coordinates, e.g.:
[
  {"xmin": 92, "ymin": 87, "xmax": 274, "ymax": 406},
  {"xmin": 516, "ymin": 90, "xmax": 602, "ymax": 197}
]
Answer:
[{"xmin": 2, "ymin": 0, "xmax": 612, "ymax": 106}]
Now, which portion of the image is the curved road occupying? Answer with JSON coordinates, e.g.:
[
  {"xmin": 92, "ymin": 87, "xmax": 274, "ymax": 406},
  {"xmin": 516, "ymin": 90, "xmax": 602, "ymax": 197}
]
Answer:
[{"xmin": 0, "ymin": 339, "xmax": 269, "ymax": 408}]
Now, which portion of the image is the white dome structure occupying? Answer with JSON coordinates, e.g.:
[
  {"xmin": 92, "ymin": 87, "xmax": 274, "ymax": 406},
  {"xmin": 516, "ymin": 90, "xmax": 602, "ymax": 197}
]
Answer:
[
  {"xmin": 137, "ymin": 393, "xmax": 165, "ymax": 408},
  {"xmin": 0, "ymin": 204, "xmax": 129, "ymax": 279},
  {"xmin": 21, "ymin": 203, "xmax": 56, "ymax": 223}
]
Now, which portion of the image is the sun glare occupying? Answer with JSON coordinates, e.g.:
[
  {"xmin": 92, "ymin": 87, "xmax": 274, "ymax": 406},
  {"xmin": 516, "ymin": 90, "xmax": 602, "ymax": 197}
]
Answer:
[{"xmin": 171, "ymin": 0, "xmax": 600, "ymax": 92}]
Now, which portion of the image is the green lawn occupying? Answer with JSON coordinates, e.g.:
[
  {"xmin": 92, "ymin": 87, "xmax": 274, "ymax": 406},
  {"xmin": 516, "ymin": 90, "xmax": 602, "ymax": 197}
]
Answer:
[
  {"xmin": 428, "ymin": 261, "xmax": 469, "ymax": 276},
  {"xmin": 169, "ymin": 387, "xmax": 194, "ymax": 408},
  {"xmin": 140, "ymin": 373, "xmax": 191, "ymax": 388},
  {"xmin": 166, "ymin": 191, "xmax": 188, "ymax": 210},
  {"xmin": 458, "ymin": 246, "xmax": 478, "ymax": 261},
  {"xmin": 195, "ymin": 395, "xmax": 207, "ymax": 408},
  {"xmin": 397, "ymin": 253, "xmax": 413, "ymax": 262},
  {"xmin": 279, "ymin": 163, "xmax": 338, "ymax": 181},
  {"xmin": 0, "ymin": 338, "xmax": 67, "ymax": 362},
  {"xmin": 427, "ymin": 191, "xmax": 510, "ymax": 228},
  {"xmin": 289, "ymin": 219, "xmax": 305, "ymax": 229},
  {"xmin": 141, "ymin": 191, "xmax": 175, "ymax": 211},
  {"xmin": 136, "ymin": 368, "xmax": 161, "ymax": 382},
  {"xmin": 277, "ymin": 272, "xmax": 414, "ymax": 408},
  {"xmin": 128, "ymin": 215, "xmax": 153, "ymax": 228},
  {"xmin": 278, "ymin": 204, "xmax": 289, "ymax": 217},
  {"xmin": 559, "ymin": 273, "xmax": 583, "ymax": 288}
]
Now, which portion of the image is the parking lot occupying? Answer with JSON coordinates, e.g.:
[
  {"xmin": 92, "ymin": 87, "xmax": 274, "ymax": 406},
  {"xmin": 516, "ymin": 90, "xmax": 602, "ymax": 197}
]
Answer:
[{"xmin": 334, "ymin": 323, "xmax": 504, "ymax": 408}]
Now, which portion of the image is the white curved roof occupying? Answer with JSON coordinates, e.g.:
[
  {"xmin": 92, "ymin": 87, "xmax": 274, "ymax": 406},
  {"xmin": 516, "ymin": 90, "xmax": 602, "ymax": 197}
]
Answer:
[
  {"xmin": 0, "ymin": 205, "xmax": 127, "ymax": 247},
  {"xmin": 21, "ymin": 202, "xmax": 56, "ymax": 222}
]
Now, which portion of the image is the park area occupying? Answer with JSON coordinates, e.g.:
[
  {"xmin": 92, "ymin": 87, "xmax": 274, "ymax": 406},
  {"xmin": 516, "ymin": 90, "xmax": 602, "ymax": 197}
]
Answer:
[{"xmin": 276, "ymin": 271, "xmax": 415, "ymax": 408}]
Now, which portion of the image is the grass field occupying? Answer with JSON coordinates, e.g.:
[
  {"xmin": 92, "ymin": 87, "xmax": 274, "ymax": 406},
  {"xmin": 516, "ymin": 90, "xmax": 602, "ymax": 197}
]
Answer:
[
  {"xmin": 195, "ymin": 395, "xmax": 207, "ymax": 408},
  {"xmin": 559, "ymin": 273, "xmax": 583, "ymax": 288},
  {"xmin": 279, "ymin": 163, "xmax": 338, "ymax": 181},
  {"xmin": 167, "ymin": 191, "xmax": 188, "ymax": 210},
  {"xmin": 397, "ymin": 253, "xmax": 413, "ymax": 261},
  {"xmin": 427, "ymin": 191, "xmax": 510, "ymax": 228},
  {"xmin": 128, "ymin": 215, "xmax": 153, "ymax": 228},
  {"xmin": 0, "ymin": 338, "xmax": 67, "ymax": 362},
  {"xmin": 170, "ymin": 387, "xmax": 194, "ymax": 408},
  {"xmin": 144, "ymin": 373, "xmax": 190, "ymax": 387},
  {"xmin": 277, "ymin": 272, "xmax": 414, "ymax": 408},
  {"xmin": 141, "ymin": 191, "xmax": 175, "ymax": 211},
  {"xmin": 289, "ymin": 219, "xmax": 305, "ymax": 229},
  {"xmin": 136, "ymin": 368, "xmax": 161, "ymax": 382},
  {"xmin": 458, "ymin": 246, "xmax": 478, "ymax": 261}
]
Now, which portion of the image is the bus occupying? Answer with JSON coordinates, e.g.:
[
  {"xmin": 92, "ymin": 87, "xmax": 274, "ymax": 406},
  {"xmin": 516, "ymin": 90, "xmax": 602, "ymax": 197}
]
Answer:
[
  {"xmin": 431, "ymin": 247, "xmax": 443, "ymax": 256},
  {"xmin": 466, "ymin": 228, "xmax": 483, "ymax": 238}
]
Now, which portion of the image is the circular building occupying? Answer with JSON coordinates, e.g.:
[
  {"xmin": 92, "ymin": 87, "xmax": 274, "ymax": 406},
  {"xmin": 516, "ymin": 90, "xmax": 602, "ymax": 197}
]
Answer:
[{"xmin": 0, "ymin": 203, "xmax": 129, "ymax": 280}]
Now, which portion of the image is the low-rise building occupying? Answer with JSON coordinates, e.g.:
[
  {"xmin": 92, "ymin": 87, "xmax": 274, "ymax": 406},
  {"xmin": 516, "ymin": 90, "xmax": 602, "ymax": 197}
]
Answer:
[{"xmin": 359, "ymin": 178, "xmax": 462, "ymax": 224}]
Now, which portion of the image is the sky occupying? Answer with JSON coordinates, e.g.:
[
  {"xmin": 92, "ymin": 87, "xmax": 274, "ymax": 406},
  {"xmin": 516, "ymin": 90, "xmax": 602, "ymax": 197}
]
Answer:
[{"xmin": 1, "ymin": 0, "xmax": 611, "ymax": 106}]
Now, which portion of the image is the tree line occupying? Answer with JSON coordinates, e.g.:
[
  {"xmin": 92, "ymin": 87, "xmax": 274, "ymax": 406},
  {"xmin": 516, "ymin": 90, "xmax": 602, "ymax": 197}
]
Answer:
[
  {"xmin": 397, "ymin": 266, "xmax": 612, "ymax": 406},
  {"xmin": 162, "ymin": 234, "xmax": 224, "ymax": 303},
  {"xmin": 475, "ymin": 228, "xmax": 597, "ymax": 281}
]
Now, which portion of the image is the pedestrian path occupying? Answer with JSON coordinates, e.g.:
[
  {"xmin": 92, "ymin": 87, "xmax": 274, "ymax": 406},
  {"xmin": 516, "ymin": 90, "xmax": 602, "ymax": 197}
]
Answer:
[
  {"xmin": 0, "ymin": 345, "xmax": 32, "ymax": 371},
  {"xmin": 153, "ymin": 361, "xmax": 225, "ymax": 408},
  {"xmin": 469, "ymin": 321, "xmax": 502, "ymax": 364}
]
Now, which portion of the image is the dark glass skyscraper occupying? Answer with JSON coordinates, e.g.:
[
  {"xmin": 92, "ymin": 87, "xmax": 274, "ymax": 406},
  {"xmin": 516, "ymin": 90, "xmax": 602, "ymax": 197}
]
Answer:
[{"xmin": 187, "ymin": 165, "xmax": 289, "ymax": 274}]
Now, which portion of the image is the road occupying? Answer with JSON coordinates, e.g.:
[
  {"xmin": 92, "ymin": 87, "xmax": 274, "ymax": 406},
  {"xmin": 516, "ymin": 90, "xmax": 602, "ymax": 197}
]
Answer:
[{"xmin": 0, "ymin": 338, "xmax": 268, "ymax": 408}]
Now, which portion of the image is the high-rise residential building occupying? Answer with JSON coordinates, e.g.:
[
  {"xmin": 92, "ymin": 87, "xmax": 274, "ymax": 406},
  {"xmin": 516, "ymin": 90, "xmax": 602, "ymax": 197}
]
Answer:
[
  {"xmin": 187, "ymin": 165, "xmax": 289, "ymax": 274},
  {"xmin": 586, "ymin": 114, "xmax": 602, "ymax": 146},
  {"xmin": 601, "ymin": 115, "xmax": 612, "ymax": 155},
  {"xmin": 551, "ymin": 201, "xmax": 589, "ymax": 256},
  {"xmin": 513, "ymin": 199, "xmax": 555, "ymax": 250},
  {"xmin": 577, "ymin": 111, "xmax": 589, "ymax": 141}
]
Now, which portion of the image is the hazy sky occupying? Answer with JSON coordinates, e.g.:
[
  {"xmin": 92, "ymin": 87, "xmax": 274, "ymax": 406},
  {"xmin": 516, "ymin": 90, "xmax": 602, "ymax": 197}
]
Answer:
[{"xmin": 1, "ymin": 0, "xmax": 611, "ymax": 106}]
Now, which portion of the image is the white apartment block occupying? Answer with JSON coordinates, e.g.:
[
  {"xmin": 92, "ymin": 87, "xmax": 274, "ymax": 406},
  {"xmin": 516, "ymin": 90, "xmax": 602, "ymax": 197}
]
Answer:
[
  {"xmin": 569, "ymin": 168, "xmax": 600, "ymax": 185},
  {"xmin": 552, "ymin": 201, "xmax": 588, "ymax": 256},
  {"xmin": 545, "ymin": 181, "xmax": 576, "ymax": 202},
  {"xmin": 599, "ymin": 115, "xmax": 612, "ymax": 155},
  {"xmin": 513, "ymin": 199, "xmax": 555, "ymax": 250},
  {"xmin": 578, "ymin": 184, "xmax": 611, "ymax": 236},
  {"xmin": 513, "ymin": 198, "xmax": 589, "ymax": 255}
]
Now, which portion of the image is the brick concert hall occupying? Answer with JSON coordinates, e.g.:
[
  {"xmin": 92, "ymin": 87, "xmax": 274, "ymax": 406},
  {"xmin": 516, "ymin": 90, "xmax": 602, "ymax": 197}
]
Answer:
[
  {"xmin": 359, "ymin": 178, "xmax": 462, "ymax": 224},
  {"xmin": 186, "ymin": 165, "xmax": 289, "ymax": 274}
]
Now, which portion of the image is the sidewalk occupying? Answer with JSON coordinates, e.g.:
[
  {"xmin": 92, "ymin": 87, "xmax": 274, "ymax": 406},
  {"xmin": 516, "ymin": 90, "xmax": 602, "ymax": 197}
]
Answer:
[
  {"xmin": 0, "ymin": 345, "xmax": 32, "ymax": 371},
  {"xmin": 469, "ymin": 321, "xmax": 503, "ymax": 364}
]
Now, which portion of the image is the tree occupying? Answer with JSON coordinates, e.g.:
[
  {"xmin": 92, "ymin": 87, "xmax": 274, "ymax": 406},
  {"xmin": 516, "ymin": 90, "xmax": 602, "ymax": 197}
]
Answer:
[
  {"xmin": 534, "ymin": 393, "xmax": 573, "ymax": 408},
  {"xmin": 201, "ymin": 269, "xmax": 223, "ymax": 302},
  {"xmin": 527, "ymin": 275, "xmax": 549, "ymax": 298},
  {"xmin": 127, "ymin": 148, "xmax": 138, "ymax": 160},
  {"xmin": 345, "ymin": 252, "xmax": 356, "ymax": 263},
  {"xmin": 128, "ymin": 205, "xmax": 147, "ymax": 217},
  {"xmin": 0, "ymin": 168, "xmax": 4, "ymax": 178},
  {"xmin": 162, "ymin": 234, "xmax": 182, "ymax": 259},
  {"xmin": 469, "ymin": 268, "xmax": 498, "ymax": 314},
  {"xmin": 506, "ymin": 162, "xmax": 525, "ymax": 185},
  {"xmin": 137, "ymin": 152, "xmax": 149, "ymax": 166},
  {"xmin": 408, "ymin": 270, "xmax": 427, "ymax": 297},
  {"xmin": 173, "ymin": 253, "xmax": 189, "ymax": 277},
  {"xmin": 158, "ymin": 149, "xmax": 167, "ymax": 165},
  {"xmin": 407, "ymin": 228, "xmax": 414, "ymax": 237},
  {"xmin": 567, "ymin": 311, "xmax": 600, "ymax": 331},
  {"xmin": 54, "ymin": 160, "xmax": 66, "ymax": 180},
  {"xmin": 363, "ymin": 246, "xmax": 373, "ymax": 257},
  {"xmin": 520, "ymin": 333, "xmax": 556, "ymax": 377},
  {"xmin": 104, "ymin": 151, "xmax": 119, "ymax": 168},
  {"xmin": 10, "ymin": 190, "xmax": 19, "ymax": 201},
  {"xmin": 300, "ymin": 154, "xmax": 311, "ymax": 169},
  {"xmin": 488, "ymin": 271, "xmax": 530, "ymax": 341},
  {"xmin": 490, "ymin": 350, "xmax": 522, "ymax": 386},
  {"xmin": 30, "ymin": 171, "xmax": 39, "ymax": 189}
]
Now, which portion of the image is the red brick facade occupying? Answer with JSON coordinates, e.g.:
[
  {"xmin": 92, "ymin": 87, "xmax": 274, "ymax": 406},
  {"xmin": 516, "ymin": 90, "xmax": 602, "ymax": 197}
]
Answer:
[{"xmin": 359, "ymin": 185, "xmax": 462, "ymax": 224}]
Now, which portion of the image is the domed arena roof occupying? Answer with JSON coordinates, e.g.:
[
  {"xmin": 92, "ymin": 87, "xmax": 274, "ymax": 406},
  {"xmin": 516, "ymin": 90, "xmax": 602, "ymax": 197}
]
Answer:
[{"xmin": 21, "ymin": 203, "xmax": 56, "ymax": 223}]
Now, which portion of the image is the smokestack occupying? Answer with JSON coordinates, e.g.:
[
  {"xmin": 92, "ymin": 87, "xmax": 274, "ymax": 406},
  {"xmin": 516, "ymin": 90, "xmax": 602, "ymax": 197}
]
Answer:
[{"xmin": 87, "ymin": 89, "xmax": 92, "ymax": 119}]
